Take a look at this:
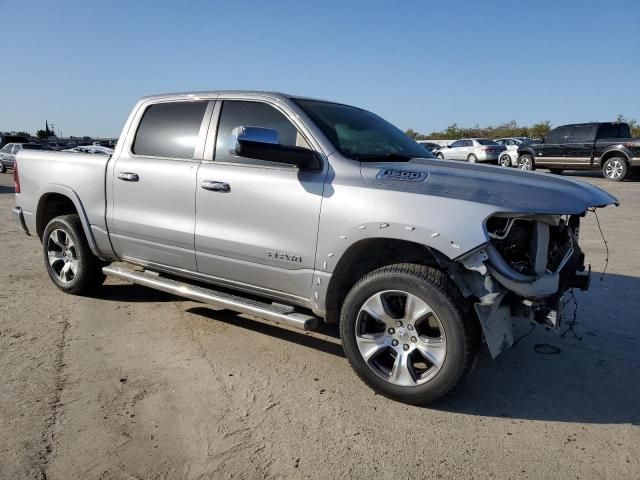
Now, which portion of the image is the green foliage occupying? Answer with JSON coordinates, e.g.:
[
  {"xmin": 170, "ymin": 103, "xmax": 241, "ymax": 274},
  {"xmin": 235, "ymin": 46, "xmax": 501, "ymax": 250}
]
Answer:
[
  {"xmin": 36, "ymin": 129, "xmax": 49, "ymax": 139},
  {"xmin": 411, "ymin": 120, "xmax": 552, "ymax": 140},
  {"xmin": 405, "ymin": 128, "xmax": 418, "ymax": 139},
  {"xmin": 14, "ymin": 131, "xmax": 31, "ymax": 138}
]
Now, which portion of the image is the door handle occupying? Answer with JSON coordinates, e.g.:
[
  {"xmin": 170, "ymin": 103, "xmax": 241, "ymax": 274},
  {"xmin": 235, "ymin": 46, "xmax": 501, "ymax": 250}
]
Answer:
[
  {"xmin": 201, "ymin": 180, "xmax": 230, "ymax": 192},
  {"xmin": 117, "ymin": 172, "xmax": 139, "ymax": 182}
]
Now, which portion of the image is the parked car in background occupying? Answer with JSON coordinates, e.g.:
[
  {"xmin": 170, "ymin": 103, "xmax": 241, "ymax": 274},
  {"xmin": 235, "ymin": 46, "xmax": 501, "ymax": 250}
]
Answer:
[
  {"xmin": 0, "ymin": 143, "xmax": 49, "ymax": 173},
  {"xmin": 416, "ymin": 141, "xmax": 442, "ymax": 153},
  {"xmin": 64, "ymin": 145, "xmax": 114, "ymax": 155},
  {"xmin": 0, "ymin": 134, "xmax": 29, "ymax": 149},
  {"xmin": 12, "ymin": 90, "xmax": 617, "ymax": 404},
  {"xmin": 517, "ymin": 122, "xmax": 640, "ymax": 181},
  {"xmin": 494, "ymin": 137, "xmax": 534, "ymax": 167},
  {"xmin": 434, "ymin": 138, "xmax": 506, "ymax": 163}
]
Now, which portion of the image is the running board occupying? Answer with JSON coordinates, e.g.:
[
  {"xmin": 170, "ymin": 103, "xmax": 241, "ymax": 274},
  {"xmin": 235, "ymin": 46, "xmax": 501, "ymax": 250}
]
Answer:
[{"xmin": 102, "ymin": 265, "xmax": 319, "ymax": 331}]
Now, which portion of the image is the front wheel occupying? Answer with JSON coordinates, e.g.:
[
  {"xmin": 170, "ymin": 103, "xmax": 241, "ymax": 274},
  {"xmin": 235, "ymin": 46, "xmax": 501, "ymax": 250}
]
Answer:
[
  {"xmin": 499, "ymin": 154, "xmax": 512, "ymax": 167},
  {"xmin": 340, "ymin": 264, "xmax": 479, "ymax": 405},
  {"xmin": 519, "ymin": 154, "xmax": 535, "ymax": 171},
  {"xmin": 602, "ymin": 157, "xmax": 628, "ymax": 181},
  {"xmin": 0, "ymin": 160, "xmax": 5, "ymax": 173},
  {"xmin": 436, "ymin": 153, "xmax": 444, "ymax": 160},
  {"xmin": 42, "ymin": 214, "xmax": 106, "ymax": 295}
]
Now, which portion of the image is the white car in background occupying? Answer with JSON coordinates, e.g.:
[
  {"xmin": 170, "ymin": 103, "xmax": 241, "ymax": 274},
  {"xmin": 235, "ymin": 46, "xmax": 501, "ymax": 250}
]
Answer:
[
  {"xmin": 494, "ymin": 137, "xmax": 534, "ymax": 167},
  {"xmin": 434, "ymin": 138, "xmax": 506, "ymax": 163}
]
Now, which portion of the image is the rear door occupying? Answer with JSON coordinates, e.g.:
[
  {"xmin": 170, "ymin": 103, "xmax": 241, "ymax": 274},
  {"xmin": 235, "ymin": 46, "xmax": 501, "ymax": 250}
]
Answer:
[
  {"xmin": 110, "ymin": 99, "xmax": 212, "ymax": 270},
  {"xmin": 565, "ymin": 125, "xmax": 596, "ymax": 168},
  {"xmin": 194, "ymin": 99, "xmax": 326, "ymax": 302},
  {"xmin": 535, "ymin": 126, "xmax": 571, "ymax": 168}
]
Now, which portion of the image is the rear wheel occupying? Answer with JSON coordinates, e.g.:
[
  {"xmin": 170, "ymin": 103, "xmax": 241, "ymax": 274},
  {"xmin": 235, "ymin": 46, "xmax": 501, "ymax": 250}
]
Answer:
[
  {"xmin": 0, "ymin": 160, "xmax": 5, "ymax": 173},
  {"xmin": 519, "ymin": 154, "xmax": 535, "ymax": 171},
  {"xmin": 499, "ymin": 154, "xmax": 512, "ymax": 167},
  {"xmin": 602, "ymin": 157, "xmax": 628, "ymax": 181},
  {"xmin": 340, "ymin": 264, "xmax": 479, "ymax": 405},
  {"xmin": 467, "ymin": 154, "xmax": 477, "ymax": 163},
  {"xmin": 42, "ymin": 214, "xmax": 106, "ymax": 294}
]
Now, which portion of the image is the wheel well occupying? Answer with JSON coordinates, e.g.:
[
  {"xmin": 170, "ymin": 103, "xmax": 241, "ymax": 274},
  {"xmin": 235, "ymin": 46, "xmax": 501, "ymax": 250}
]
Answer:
[
  {"xmin": 36, "ymin": 193, "xmax": 78, "ymax": 239},
  {"xmin": 600, "ymin": 150, "xmax": 629, "ymax": 166},
  {"xmin": 324, "ymin": 238, "xmax": 448, "ymax": 324}
]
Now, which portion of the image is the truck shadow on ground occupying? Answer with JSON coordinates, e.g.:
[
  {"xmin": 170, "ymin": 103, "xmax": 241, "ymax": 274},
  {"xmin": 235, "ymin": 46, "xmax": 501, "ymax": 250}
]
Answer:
[
  {"xmin": 95, "ymin": 283, "xmax": 179, "ymax": 302},
  {"xmin": 183, "ymin": 272, "xmax": 639, "ymax": 425}
]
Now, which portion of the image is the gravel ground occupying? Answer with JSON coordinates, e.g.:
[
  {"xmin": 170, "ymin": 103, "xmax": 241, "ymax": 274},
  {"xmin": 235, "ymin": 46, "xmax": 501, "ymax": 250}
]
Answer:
[{"xmin": 0, "ymin": 170, "xmax": 638, "ymax": 479}]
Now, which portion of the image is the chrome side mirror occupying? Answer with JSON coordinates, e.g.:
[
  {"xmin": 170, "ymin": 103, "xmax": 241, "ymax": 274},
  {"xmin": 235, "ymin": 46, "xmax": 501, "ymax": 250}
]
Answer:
[{"xmin": 230, "ymin": 126, "xmax": 279, "ymax": 155}]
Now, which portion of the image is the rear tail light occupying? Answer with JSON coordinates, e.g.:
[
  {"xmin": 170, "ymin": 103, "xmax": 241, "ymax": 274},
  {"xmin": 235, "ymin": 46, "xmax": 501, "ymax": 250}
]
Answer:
[{"xmin": 13, "ymin": 161, "xmax": 20, "ymax": 193}]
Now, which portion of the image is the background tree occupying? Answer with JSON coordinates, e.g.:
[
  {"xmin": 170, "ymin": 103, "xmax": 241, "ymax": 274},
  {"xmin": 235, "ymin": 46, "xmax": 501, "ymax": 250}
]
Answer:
[
  {"xmin": 404, "ymin": 128, "xmax": 418, "ymax": 139},
  {"xmin": 14, "ymin": 131, "xmax": 31, "ymax": 138},
  {"xmin": 36, "ymin": 130, "xmax": 48, "ymax": 139}
]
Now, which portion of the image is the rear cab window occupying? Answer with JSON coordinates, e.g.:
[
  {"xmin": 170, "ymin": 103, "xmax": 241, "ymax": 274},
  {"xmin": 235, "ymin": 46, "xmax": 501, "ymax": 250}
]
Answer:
[{"xmin": 132, "ymin": 101, "xmax": 208, "ymax": 159}]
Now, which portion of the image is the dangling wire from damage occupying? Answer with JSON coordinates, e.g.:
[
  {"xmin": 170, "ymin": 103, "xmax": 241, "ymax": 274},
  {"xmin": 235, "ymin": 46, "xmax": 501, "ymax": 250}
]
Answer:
[{"xmin": 589, "ymin": 208, "xmax": 609, "ymax": 281}]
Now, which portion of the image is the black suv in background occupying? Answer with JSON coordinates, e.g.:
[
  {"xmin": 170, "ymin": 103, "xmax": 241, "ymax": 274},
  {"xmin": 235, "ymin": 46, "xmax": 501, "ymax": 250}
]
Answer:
[{"xmin": 517, "ymin": 122, "xmax": 640, "ymax": 181}]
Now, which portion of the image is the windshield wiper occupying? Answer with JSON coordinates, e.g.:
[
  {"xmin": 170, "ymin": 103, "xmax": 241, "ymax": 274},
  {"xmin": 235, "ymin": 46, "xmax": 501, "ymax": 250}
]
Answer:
[{"xmin": 353, "ymin": 153, "xmax": 415, "ymax": 162}]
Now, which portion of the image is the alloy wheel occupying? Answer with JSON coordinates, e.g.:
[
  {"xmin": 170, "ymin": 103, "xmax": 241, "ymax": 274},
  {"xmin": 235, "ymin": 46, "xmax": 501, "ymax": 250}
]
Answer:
[
  {"xmin": 355, "ymin": 290, "xmax": 447, "ymax": 387},
  {"xmin": 499, "ymin": 155, "xmax": 511, "ymax": 167},
  {"xmin": 605, "ymin": 159, "xmax": 624, "ymax": 180},
  {"xmin": 46, "ymin": 229, "xmax": 78, "ymax": 284}
]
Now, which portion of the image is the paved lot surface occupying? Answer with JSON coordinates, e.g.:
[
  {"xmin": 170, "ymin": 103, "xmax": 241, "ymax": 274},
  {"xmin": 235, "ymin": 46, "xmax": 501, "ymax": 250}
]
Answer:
[{"xmin": 0, "ymin": 170, "xmax": 638, "ymax": 479}]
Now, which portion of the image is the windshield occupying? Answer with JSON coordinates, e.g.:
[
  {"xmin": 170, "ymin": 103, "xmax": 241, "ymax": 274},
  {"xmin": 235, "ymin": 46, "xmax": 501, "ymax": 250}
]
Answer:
[
  {"xmin": 293, "ymin": 98, "xmax": 433, "ymax": 161},
  {"xmin": 476, "ymin": 139, "xmax": 499, "ymax": 146}
]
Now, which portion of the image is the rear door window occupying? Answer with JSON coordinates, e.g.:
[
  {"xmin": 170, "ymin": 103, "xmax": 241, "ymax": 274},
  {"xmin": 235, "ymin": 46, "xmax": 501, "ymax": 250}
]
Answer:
[
  {"xmin": 132, "ymin": 101, "xmax": 208, "ymax": 159},
  {"xmin": 571, "ymin": 125, "xmax": 596, "ymax": 142}
]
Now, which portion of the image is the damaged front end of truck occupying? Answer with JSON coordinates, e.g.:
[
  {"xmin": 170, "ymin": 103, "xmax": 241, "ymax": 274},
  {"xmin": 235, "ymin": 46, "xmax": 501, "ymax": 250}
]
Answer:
[{"xmin": 448, "ymin": 210, "xmax": 610, "ymax": 358}]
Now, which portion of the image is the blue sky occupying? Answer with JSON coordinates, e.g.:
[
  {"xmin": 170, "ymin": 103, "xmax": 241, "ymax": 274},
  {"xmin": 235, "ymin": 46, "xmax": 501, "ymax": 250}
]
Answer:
[{"xmin": 1, "ymin": 0, "xmax": 639, "ymax": 137}]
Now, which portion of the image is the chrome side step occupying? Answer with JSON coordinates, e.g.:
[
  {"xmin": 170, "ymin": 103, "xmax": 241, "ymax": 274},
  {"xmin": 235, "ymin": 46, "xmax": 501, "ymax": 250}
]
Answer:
[{"xmin": 102, "ymin": 265, "xmax": 319, "ymax": 331}]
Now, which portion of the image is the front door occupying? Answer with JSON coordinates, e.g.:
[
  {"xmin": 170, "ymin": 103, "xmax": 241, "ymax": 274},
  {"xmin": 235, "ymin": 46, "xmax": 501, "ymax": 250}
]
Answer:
[
  {"xmin": 535, "ymin": 126, "xmax": 571, "ymax": 168},
  {"xmin": 195, "ymin": 100, "xmax": 326, "ymax": 302},
  {"xmin": 110, "ymin": 100, "xmax": 210, "ymax": 270}
]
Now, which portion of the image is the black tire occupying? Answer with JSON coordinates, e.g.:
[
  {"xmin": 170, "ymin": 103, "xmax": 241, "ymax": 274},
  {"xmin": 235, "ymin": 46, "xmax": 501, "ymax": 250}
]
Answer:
[
  {"xmin": 548, "ymin": 168, "xmax": 563, "ymax": 174},
  {"xmin": 340, "ymin": 264, "xmax": 479, "ymax": 405},
  {"xmin": 436, "ymin": 153, "xmax": 444, "ymax": 160},
  {"xmin": 42, "ymin": 214, "xmax": 106, "ymax": 295},
  {"xmin": 602, "ymin": 157, "xmax": 628, "ymax": 182},
  {"xmin": 0, "ymin": 161, "xmax": 5, "ymax": 174},
  {"xmin": 467, "ymin": 154, "xmax": 477, "ymax": 163},
  {"xmin": 518, "ymin": 154, "xmax": 535, "ymax": 171},
  {"xmin": 499, "ymin": 154, "xmax": 512, "ymax": 168}
]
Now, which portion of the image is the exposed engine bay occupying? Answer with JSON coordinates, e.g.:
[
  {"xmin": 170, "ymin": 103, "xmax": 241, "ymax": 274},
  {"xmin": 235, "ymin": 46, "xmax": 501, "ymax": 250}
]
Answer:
[{"xmin": 450, "ymin": 212, "xmax": 592, "ymax": 357}]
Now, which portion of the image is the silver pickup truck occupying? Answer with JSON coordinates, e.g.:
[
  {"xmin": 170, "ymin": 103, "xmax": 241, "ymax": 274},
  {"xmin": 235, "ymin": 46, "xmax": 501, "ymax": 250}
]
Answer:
[{"xmin": 12, "ymin": 91, "xmax": 618, "ymax": 404}]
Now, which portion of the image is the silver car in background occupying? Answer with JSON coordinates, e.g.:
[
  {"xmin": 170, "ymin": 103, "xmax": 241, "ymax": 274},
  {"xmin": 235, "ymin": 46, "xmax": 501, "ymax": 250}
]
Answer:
[
  {"xmin": 435, "ymin": 138, "xmax": 506, "ymax": 163},
  {"xmin": 0, "ymin": 143, "xmax": 49, "ymax": 173}
]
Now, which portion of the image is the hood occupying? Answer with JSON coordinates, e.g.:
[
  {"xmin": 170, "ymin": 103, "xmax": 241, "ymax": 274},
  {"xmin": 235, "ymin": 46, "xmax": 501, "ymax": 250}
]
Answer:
[{"xmin": 360, "ymin": 158, "xmax": 618, "ymax": 214}]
